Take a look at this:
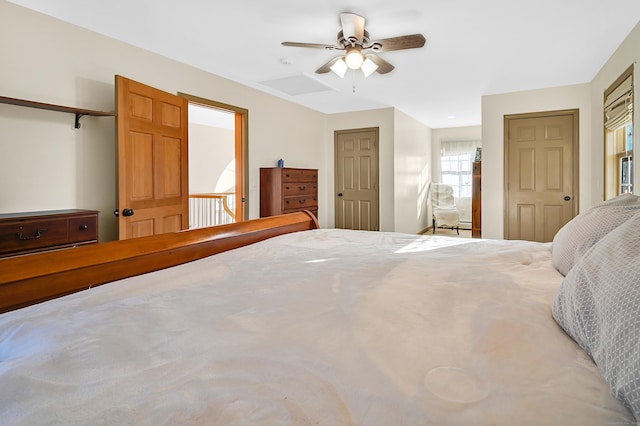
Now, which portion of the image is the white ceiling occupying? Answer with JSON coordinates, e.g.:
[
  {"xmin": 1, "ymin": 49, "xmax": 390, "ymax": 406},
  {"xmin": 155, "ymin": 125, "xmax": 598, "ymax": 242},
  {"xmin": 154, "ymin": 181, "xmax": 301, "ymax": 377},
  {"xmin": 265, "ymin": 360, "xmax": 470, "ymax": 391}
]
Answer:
[{"xmin": 8, "ymin": 0, "xmax": 640, "ymax": 129}]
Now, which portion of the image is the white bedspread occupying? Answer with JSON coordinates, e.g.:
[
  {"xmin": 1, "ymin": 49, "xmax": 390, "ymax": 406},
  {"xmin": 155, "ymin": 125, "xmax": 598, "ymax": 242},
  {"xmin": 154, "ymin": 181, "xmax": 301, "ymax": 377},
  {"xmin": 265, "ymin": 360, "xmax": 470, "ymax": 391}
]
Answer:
[{"xmin": 0, "ymin": 229, "xmax": 633, "ymax": 424}]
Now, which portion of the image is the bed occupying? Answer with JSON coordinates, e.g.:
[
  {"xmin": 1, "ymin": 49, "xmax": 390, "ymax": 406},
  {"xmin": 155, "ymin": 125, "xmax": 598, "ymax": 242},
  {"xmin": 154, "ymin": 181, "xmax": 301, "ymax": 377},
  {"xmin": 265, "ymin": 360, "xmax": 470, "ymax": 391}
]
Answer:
[{"xmin": 1, "ymin": 204, "xmax": 639, "ymax": 425}]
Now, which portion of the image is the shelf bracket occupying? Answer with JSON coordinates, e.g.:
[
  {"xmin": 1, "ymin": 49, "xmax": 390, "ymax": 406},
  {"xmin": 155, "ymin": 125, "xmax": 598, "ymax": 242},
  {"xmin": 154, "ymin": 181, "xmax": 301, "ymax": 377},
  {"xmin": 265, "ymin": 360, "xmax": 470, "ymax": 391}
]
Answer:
[{"xmin": 74, "ymin": 113, "xmax": 86, "ymax": 129}]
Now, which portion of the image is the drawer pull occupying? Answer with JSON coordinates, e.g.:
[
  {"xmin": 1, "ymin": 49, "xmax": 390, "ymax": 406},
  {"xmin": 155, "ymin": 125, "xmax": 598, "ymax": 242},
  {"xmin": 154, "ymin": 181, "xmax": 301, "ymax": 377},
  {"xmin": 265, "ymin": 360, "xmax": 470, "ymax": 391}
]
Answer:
[
  {"xmin": 79, "ymin": 224, "xmax": 89, "ymax": 230},
  {"xmin": 16, "ymin": 229, "xmax": 46, "ymax": 240},
  {"xmin": 299, "ymin": 186, "xmax": 306, "ymax": 190},
  {"xmin": 298, "ymin": 199, "xmax": 306, "ymax": 204}
]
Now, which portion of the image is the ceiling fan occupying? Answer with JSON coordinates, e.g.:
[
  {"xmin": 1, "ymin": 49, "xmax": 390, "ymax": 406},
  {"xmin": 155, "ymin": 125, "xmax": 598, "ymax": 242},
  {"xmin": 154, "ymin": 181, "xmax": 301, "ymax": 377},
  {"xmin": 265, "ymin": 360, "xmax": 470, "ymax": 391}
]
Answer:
[{"xmin": 282, "ymin": 13, "xmax": 426, "ymax": 78}]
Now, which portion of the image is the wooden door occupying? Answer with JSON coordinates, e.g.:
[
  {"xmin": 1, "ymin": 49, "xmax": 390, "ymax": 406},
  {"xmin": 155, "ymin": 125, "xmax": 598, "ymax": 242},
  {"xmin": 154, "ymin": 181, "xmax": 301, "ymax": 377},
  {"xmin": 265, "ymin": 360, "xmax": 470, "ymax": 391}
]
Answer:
[
  {"xmin": 335, "ymin": 128, "xmax": 379, "ymax": 231},
  {"xmin": 116, "ymin": 76, "xmax": 189, "ymax": 239},
  {"xmin": 505, "ymin": 110, "xmax": 578, "ymax": 242}
]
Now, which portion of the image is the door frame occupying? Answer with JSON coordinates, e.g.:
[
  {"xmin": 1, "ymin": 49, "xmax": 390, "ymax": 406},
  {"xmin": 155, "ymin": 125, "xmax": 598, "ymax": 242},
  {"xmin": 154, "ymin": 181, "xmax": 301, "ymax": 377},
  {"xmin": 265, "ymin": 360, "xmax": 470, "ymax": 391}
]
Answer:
[
  {"xmin": 503, "ymin": 109, "xmax": 579, "ymax": 239},
  {"xmin": 334, "ymin": 127, "xmax": 380, "ymax": 231},
  {"xmin": 178, "ymin": 92, "xmax": 248, "ymax": 221}
]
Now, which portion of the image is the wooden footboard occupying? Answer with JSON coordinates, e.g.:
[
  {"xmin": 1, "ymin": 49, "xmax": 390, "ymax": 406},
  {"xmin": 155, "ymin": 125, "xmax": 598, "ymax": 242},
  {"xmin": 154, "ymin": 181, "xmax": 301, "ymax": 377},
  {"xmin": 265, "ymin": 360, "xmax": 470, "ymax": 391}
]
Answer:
[{"xmin": 0, "ymin": 211, "xmax": 319, "ymax": 314}]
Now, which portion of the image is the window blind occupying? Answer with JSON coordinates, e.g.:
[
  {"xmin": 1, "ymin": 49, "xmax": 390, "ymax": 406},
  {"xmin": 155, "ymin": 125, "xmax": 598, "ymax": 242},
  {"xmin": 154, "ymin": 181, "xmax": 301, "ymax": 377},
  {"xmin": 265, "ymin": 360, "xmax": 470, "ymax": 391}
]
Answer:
[{"xmin": 605, "ymin": 75, "xmax": 633, "ymax": 130}]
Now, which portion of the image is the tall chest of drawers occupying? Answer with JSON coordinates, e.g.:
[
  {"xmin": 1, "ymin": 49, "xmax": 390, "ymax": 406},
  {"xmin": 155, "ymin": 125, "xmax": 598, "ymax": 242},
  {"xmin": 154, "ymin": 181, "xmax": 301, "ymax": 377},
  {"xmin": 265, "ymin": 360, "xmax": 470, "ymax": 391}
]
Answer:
[
  {"xmin": 0, "ymin": 209, "xmax": 99, "ymax": 257},
  {"xmin": 260, "ymin": 167, "xmax": 318, "ymax": 219}
]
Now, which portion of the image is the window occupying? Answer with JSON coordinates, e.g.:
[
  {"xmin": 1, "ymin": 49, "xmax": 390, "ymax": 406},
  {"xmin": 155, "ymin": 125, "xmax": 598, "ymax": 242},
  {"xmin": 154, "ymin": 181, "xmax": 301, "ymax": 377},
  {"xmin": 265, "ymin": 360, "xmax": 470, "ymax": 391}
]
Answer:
[
  {"xmin": 441, "ymin": 151, "xmax": 473, "ymax": 198},
  {"xmin": 604, "ymin": 66, "xmax": 634, "ymax": 199},
  {"xmin": 440, "ymin": 140, "xmax": 480, "ymax": 199}
]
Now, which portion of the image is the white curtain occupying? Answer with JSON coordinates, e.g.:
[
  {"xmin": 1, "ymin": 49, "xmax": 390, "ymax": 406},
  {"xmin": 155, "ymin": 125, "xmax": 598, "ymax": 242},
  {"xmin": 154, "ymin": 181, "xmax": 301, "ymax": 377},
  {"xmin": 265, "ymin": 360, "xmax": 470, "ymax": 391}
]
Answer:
[{"xmin": 440, "ymin": 139, "xmax": 481, "ymax": 156}]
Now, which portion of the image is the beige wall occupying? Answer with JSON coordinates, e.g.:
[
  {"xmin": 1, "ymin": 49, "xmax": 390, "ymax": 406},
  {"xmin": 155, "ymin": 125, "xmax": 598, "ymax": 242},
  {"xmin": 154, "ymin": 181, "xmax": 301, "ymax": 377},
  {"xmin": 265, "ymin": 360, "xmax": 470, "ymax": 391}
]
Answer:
[
  {"xmin": 188, "ymin": 124, "xmax": 235, "ymax": 194},
  {"xmin": 481, "ymin": 20, "xmax": 639, "ymax": 240},
  {"xmin": 589, "ymin": 21, "xmax": 640, "ymax": 200},
  {"xmin": 393, "ymin": 110, "xmax": 432, "ymax": 233},
  {"xmin": 0, "ymin": 1, "xmax": 327, "ymax": 240},
  {"xmin": 324, "ymin": 108, "xmax": 433, "ymax": 233},
  {"xmin": 0, "ymin": 1, "xmax": 429, "ymax": 238},
  {"xmin": 327, "ymin": 108, "xmax": 395, "ymax": 231},
  {"xmin": 3, "ymin": 1, "xmax": 637, "ymax": 240},
  {"xmin": 481, "ymin": 84, "xmax": 591, "ymax": 239}
]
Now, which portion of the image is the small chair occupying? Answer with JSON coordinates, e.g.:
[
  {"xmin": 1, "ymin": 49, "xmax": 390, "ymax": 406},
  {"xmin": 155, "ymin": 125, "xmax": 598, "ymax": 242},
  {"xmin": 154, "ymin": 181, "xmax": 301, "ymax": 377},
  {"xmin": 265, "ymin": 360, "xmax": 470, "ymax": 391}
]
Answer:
[{"xmin": 430, "ymin": 183, "xmax": 460, "ymax": 235}]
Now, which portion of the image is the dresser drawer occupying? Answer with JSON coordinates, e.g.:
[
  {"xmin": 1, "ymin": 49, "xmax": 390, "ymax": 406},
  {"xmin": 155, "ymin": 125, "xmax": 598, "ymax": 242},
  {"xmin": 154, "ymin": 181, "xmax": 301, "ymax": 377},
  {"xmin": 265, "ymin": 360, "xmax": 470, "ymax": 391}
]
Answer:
[
  {"xmin": 0, "ymin": 217, "xmax": 70, "ymax": 254},
  {"xmin": 283, "ymin": 195, "xmax": 318, "ymax": 211},
  {"xmin": 282, "ymin": 169, "xmax": 318, "ymax": 182},
  {"xmin": 0, "ymin": 209, "xmax": 99, "ymax": 257},
  {"xmin": 283, "ymin": 182, "xmax": 317, "ymax": 196},
  {"xmin": 68, "ymin": 215, "xmax": 99, "ymax": 243}
]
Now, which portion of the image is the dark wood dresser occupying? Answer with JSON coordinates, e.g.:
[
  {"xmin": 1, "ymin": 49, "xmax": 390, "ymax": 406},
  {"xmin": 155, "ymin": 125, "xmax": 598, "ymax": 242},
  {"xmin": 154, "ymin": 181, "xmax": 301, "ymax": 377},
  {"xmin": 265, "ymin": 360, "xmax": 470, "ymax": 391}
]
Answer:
[
  {"xmin": 0, "ymin": 209, "xmax": 99, "ymax": 257},
  {"xmin": 472, "ymin": 162, "xmax": 481, "ymax": 238},
  {"xmin": 260, "ymin": 167, "xmax": 318, "ymax": 218}
]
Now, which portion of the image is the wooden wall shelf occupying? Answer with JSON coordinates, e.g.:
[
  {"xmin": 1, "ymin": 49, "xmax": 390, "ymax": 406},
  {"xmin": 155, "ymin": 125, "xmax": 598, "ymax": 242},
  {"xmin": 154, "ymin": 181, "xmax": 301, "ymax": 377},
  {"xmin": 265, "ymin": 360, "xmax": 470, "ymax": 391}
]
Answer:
[{"xmin": 0, "ymin": 95, "xmax": 115, "ymax": 129}]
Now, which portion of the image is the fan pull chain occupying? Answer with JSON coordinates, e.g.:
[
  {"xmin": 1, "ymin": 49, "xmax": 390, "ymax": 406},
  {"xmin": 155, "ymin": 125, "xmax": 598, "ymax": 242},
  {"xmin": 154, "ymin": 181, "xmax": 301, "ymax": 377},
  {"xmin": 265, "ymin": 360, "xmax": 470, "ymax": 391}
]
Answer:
[{"xmin": 352, "ymin": 71, "xmax": 356, "ymax": 93}]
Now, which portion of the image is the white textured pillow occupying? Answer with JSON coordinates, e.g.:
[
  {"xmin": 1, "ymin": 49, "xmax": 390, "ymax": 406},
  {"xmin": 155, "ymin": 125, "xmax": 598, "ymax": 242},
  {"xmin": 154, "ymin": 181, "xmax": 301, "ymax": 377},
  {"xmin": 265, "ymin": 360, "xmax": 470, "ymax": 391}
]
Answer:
[
  {"xmin": 552, "ymin": 193, "xmax": 640, "ymax": 276},
  {"xmin": 552, "ymin": 211, "xmax": 640, "ymax": 420}
]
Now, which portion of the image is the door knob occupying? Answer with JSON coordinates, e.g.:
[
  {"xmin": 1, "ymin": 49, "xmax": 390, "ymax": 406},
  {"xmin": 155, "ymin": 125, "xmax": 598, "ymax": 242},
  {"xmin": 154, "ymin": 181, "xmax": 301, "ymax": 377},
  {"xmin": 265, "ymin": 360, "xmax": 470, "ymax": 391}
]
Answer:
[
  {"xmin": 563, "ymin": 196, "xmax": 572, "ymax": 201},
  {"xmin": 114, "ymin": 209, "xmax": 135, "ymax": 217},
  {"xmin": 338, "ymin": 193, "xmax": 343, "ymax": 197}
]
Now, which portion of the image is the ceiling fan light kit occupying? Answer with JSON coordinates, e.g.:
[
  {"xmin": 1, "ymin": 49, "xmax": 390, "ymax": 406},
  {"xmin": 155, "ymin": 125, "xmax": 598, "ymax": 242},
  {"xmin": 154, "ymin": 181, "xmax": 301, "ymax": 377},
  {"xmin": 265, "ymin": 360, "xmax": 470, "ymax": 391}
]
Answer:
[
  {"xmin": 282, "ymin": 12, "xmax": 426, "ymax": 79},
  {"xmin": 329, "ymin": 59, "xmax": 348, "ymax": 78},
  {"xmin": 360, "ymin": 58, "xmax": 378, "ymax": 77},
  {"xmin": 344, "ymin": 48, "xmax": 364, "ymax": 69}
]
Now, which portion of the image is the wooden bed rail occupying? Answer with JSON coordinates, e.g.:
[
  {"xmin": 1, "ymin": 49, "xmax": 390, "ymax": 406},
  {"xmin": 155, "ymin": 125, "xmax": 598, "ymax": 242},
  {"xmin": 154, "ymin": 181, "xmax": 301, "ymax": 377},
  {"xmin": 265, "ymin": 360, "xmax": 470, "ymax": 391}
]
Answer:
[{"xmin": 0, "ymin": 211, "xmax": 319, "ymax": 314}]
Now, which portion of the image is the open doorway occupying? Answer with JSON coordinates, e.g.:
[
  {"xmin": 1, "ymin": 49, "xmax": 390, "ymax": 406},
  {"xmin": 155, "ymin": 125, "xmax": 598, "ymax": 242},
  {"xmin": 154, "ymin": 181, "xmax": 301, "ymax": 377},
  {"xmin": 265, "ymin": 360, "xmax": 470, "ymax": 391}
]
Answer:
[
  {"xmin": 179, "ymin": 93, "xmax": 248, "ymax": 229},
  {"xmin": 188, "ymin": 104, "xmax": 236, "ymax": 228}
]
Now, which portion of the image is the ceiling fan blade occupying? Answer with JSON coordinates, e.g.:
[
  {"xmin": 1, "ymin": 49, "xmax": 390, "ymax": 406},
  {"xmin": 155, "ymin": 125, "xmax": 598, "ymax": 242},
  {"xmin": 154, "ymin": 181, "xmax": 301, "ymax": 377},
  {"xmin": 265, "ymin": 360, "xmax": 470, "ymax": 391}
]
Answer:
[
  {"xmin": 282, "ymin": 41, "xmax": 342, "ymax": 50},
  {"xmin": 365, "ymin": 54, "xmax": 395, "ymax": 74},
  {"xmin": 367, "ymin": 34, "xmax": 426, "ymax": 52},
  {"xmin": 340, "ymin": 13, "xmax": 365, "ymax": 45},
  {"xmin": 315, "ymin": 56, "xmax": 343, "ymax": 74}
]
